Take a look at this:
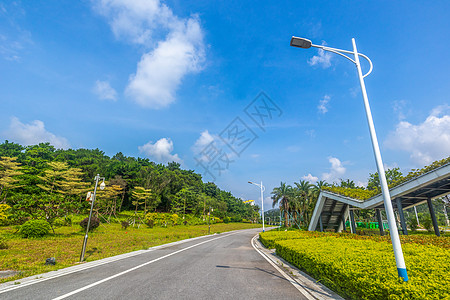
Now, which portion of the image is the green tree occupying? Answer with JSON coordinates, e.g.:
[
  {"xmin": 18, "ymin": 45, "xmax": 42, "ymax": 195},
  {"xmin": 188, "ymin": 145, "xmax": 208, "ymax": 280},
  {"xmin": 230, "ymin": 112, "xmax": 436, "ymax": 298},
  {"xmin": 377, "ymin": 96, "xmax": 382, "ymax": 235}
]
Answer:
[
  {"xmin": 367, "ymin": 168, "xmax": 403, "ymax": 191},
  {"xmin": 0, "ymin": 156, "xmax": 23, "ymax": 201},
  {"xmin": 271, "ymin": 182, "xmax": 292, "ymax": 227}
]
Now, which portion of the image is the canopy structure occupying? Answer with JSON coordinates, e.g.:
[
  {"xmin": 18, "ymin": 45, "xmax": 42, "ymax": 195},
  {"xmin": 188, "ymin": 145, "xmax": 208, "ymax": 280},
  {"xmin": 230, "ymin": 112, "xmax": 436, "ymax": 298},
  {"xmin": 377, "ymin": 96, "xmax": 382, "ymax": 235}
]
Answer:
[{"xmin": 308, "ymin": 163, "xmax": 450, "ymax": 236}]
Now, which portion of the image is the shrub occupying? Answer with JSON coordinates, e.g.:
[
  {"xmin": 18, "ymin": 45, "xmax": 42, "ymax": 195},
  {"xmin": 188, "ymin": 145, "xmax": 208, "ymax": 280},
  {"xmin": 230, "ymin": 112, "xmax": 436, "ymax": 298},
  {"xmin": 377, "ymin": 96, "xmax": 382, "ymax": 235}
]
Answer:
[
  {"xmin": 421, "ymin": 215, "xmax": 433, "ymax": 232},
  {"xmin": 0, "ymin": 236, "xmax": 8, "ymax": 249},
  {"xmin": 19, "ymin": 219, "xmax": 51, "ymax": 238},
  {"xmin": 121, "ymin": 221, "xmax": 130, "ymax": 230},
  {"xmin": 0, "ymin": 204, "xmax": 11, "ymax": 225},
  {"xmin": 79, "ymin": 216, "xmax": 100, "ymax": 231},
  {"xmin": 261, "ymin": 230, "xmax": 450, "ymax": 299}
]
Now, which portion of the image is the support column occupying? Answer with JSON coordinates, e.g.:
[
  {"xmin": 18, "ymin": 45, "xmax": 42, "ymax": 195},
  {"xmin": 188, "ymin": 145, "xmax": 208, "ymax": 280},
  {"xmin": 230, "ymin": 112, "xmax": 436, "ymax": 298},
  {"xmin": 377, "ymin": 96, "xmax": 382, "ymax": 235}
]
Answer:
[
  {"xmin": 319, "ymin": 215, "xmax": 324, "ymax": 232},
  {"xmin": 341, "ymin": 214, "xmax": 347, "ymax": 232},
  {"xmin": 396, "ymin": 198, "xmax": 408, "ymax": 235},
  {"xmin": 376, "ymin": 209, "xmax": 384, "ymax": 236},
  {"xmin": 349, "ymin": 209, "xmax": 357, "ymax": 234},
  {"xmin": 427, "ymin": 197, "xmax": 441, "ymax": 237}
]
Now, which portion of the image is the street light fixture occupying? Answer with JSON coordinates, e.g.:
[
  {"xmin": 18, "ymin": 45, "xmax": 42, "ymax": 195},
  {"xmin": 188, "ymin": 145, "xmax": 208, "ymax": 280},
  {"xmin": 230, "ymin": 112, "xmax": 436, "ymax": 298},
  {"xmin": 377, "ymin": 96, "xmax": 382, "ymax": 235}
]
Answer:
[
  {"xmin": 80, "ymin": 174, "xmax": 105, "ymax": 262},
  {"xmin": 248, "ymin": 181, "xmax": 265, "ymax": 232},
  {"xmin": 290, "ymin": 36, "xmax": 408, "ymax": 282}
]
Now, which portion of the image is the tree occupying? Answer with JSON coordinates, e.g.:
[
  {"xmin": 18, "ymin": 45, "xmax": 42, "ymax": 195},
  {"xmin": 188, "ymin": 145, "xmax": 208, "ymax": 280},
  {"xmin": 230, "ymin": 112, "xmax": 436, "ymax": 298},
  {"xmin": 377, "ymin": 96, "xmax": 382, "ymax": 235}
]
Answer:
[
  {"xmin": 37, "ymin": 161, "xmax": 89, "ymax": 231},
  {"xmin": 0, "ymin": 156, "xmax": 23, "ymax": 201},
  {"xmin": 271, "ymin": 182, "xmax": 292, "ymax": 227},
  {"xmin": 294, "ymin": 180, "xmax": 313, "ymax": 227},
  {"xmin": 367, "ymin": 168, "xmax": 403, "ymax": 190}
]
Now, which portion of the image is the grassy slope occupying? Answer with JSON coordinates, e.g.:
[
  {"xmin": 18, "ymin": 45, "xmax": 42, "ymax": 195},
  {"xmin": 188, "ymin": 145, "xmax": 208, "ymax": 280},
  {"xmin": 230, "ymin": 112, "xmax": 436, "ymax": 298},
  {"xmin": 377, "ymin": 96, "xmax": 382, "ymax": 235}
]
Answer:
[{"xmin": 0, "ymin": 222, "xmax": 261, "ymax": 283}]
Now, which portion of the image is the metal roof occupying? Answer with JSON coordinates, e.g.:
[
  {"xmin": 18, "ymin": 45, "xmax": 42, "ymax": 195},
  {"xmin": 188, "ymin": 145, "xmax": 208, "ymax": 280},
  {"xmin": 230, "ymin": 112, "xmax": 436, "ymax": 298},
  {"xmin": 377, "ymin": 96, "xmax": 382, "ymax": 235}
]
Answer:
[{"xmin": 308, "ymin": 162, "xmax": 450, "ymax": 231}]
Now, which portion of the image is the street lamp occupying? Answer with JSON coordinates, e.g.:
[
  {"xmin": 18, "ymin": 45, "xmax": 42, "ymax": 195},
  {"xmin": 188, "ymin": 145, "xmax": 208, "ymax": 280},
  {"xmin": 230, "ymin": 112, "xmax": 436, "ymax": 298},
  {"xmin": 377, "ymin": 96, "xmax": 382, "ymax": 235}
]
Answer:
[
  {"xmin": 248, "ymin": 181, "xmax": 265, "ymax": 232},
  {"xmin": 290, "ymin": 36, "xmax": 408, "ymax": 282},
  {"xmin": 80, "ymin": 174, "xmax": 105, "ymax": 262}
]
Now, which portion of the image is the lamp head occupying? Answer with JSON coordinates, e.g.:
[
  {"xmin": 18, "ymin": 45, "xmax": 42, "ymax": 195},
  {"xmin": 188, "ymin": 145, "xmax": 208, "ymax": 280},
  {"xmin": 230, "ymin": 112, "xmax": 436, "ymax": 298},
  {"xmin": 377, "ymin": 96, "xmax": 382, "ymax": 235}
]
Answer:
[
  {"xmin": 99, "ymin": 180, "xmax": 105, "ymax": 190},
  {"xmin": 290, "ymin": 36, "xmax": 312, "ymax": 49}
]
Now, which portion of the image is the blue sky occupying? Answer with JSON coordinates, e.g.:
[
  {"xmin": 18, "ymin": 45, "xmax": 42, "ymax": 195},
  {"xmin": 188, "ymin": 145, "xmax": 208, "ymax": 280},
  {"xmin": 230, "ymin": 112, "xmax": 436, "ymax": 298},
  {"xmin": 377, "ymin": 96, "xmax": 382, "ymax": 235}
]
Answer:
[{"xmin": 1, "ymin": 1, "xmax": 449, "ymax": 211}]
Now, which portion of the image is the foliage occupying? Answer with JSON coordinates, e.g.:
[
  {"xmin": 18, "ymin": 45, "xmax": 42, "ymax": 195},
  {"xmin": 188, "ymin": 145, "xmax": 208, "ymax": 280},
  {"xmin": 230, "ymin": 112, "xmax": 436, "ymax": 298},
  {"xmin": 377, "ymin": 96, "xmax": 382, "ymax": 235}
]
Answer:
[
  {"xmin": 0, "ymin": 156, "xmax": 23, "ymax": 199},
  {"xmin": 367, "ymin": 167, "xmax": 403, "ymax": 191},
  {"xmin": 19, "ymin": 219, "xmax": 51, "ymax": 238},
  {"xmin": 322, "ymin": 186, "xmax": 377, "ymax": 200},
  {"xmin": 0, "ymin": 236, "xmax": 8, "ymax": 249},
  {"xmin": 420, "ymin": 215, "xmax": 433, "ymax": 232},
  {"xmin": 260, "ymin": 230, "xmax": 450, "ymax": 299},
  {"xmin": 0, "ymin": 203, "xmax": 11, "ymax": 225},
  {"xmin": 79, "ymin": 216, "xmax": 100, "ymax": 231},
  {"xmin": 0, "ymin": 141, "xmax": 256, "ymax": 223}
]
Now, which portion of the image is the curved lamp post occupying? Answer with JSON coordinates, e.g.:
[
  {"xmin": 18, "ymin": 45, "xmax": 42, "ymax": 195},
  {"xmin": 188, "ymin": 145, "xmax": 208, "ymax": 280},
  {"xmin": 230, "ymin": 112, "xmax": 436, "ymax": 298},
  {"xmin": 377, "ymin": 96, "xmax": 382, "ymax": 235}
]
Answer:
[
  {"xmin": 80, "ymin": 174, "xmax": 105, "ymax": 262},
  {"xmin": 290, "ymin": 36, "xmax": 408, "ymax": 282},
  {"xmin": 248, "ymin": 181, "xmax": 265, "ymax": 232}
]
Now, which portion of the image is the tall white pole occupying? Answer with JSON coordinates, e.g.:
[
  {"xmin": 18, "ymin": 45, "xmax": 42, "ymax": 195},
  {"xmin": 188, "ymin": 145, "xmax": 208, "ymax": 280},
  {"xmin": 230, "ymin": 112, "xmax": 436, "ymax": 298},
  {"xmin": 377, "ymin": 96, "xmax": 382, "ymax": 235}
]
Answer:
[
  {"xmin": 261, "ymin": 181, "xmax": 265, "ymax": 232},
  {"xmin": 352, "ymin": 38, "xmax": 408, "ymax": 282}
]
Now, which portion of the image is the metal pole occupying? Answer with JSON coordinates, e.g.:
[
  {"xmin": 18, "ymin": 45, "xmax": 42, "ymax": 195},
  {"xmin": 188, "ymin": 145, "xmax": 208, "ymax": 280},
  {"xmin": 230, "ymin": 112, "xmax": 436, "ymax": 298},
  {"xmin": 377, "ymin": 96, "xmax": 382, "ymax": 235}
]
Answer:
[
  {"xmin": 414, "ymin": 206, "xmax": 420, "ymax": 226},
  {"xmin": 352, "ymin": 38, "xmax": 408, "ymax": 282},
  {"xmin": 261, "ymin": 181, "xmax": 265, "ymax": 232},
  {"xmin": 208, "ymin": 206, "xmax": 211, "ymax": 234},
  {"xmin": 427, "ymin": 197, "xmax": 440, "ymax": 237},
  {"xmin": 80, "ymin": 174, "xmax": 99, "ymax": 262}
]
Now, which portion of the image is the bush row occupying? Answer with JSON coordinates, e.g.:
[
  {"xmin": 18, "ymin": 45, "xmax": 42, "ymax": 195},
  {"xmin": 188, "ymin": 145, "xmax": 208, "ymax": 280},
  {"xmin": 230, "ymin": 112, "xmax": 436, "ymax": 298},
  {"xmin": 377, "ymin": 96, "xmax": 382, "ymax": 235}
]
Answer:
[{"xmin": 260, "ymin": 231, "xmax": 450, "ymax": 299}]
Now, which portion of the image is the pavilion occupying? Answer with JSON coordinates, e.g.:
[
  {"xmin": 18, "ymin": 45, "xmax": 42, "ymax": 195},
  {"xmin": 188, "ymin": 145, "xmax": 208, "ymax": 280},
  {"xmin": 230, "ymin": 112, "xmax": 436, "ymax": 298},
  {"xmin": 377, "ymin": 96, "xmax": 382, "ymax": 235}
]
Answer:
[{"xmin": 308, "ymin": 162, "xmax": 450, "ymax": 236}]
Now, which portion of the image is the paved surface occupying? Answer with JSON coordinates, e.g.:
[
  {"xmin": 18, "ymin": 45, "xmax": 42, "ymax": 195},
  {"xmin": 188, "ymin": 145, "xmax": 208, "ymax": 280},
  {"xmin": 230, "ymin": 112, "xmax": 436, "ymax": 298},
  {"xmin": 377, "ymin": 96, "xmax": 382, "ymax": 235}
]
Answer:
[{"xmin": 0, "ymin": 228, "xmax": 319, "ymax": 300}]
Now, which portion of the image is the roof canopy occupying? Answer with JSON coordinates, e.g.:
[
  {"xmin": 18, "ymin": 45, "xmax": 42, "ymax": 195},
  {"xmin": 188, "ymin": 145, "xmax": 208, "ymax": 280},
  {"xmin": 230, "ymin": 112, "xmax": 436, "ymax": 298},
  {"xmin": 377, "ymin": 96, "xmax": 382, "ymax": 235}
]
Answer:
[{"xmin": 308, "ymin": 163, "xmax": 450, "ymax": 232}]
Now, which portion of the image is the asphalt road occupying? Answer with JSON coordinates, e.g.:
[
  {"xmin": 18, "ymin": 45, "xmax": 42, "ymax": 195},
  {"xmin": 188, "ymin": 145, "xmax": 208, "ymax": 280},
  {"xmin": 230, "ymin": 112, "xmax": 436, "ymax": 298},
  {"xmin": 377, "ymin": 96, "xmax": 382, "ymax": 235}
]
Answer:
[{"xmin": 0, "ymin": 228, "xmax": 309, "ymax": 300}]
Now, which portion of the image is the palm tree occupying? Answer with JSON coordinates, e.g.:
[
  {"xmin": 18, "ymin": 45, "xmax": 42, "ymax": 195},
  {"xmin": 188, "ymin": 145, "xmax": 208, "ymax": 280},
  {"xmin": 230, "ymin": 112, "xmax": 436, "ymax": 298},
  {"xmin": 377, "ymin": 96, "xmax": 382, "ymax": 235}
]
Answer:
[
  {"xmin": 308, "ymin": 180, "xmax": 329, "ymax": 226},
  {"xmin": 271, "ymin": 182, "xmax": 292, "ymax": 227},
  {"xmin": 294, "ymin": 180, "xmax": 313, "ymax": 226}
]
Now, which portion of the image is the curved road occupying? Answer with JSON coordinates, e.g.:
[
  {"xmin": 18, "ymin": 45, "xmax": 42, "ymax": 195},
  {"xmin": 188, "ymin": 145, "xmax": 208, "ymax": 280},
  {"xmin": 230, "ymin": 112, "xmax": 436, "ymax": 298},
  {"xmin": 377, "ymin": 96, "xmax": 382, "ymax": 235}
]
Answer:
[{"xmin": 0, "ymin": 228, "xmax": 309, "ymax": 299}]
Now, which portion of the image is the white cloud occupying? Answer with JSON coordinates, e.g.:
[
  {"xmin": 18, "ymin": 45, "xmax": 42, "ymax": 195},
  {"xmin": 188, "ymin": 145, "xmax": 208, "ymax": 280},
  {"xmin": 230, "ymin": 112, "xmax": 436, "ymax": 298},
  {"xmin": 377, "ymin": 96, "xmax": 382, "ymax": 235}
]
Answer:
[
  {"xmin": 318, "ymin": 95, "xmax": 330, "ymax": 114},
  {"xmin": 94, "ymin": 0, "xmax": 205, "ymax": 109},
  {"xmin": 302, "ymin": 173, "xmax": 319, "ymax": 183},
  {"xmin": 385, "ymin": 105, "xmax": 450, "ymax": 165},
  {"xmin": 322, "ymin": 156, "xmax": 346, "ymax": 183},
  {"xmin": 192, "ymin": 130, "xmax": 215, "ymax": 154},
  {"xmin": 308, "ymin": 43, "xmax": 332, "ymax": 68},
  {"xmin": 3, "ymin": 117, "xmax": 70, "ymax": 149},
  {"xmin": 138, "ymin": 137, "xmax": 181, "ymax": 163},
  {"xmin": 93, "ymin": 80, "xmax": 118, "ymax": 101}
]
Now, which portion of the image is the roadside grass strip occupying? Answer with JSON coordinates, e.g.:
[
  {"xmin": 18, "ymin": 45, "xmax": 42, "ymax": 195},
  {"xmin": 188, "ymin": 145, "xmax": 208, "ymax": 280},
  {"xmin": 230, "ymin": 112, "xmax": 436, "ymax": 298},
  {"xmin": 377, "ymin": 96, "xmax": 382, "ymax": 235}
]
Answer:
[{"xmin": 260, "ymin": 231, "xmax": 450, "ymax": 299}]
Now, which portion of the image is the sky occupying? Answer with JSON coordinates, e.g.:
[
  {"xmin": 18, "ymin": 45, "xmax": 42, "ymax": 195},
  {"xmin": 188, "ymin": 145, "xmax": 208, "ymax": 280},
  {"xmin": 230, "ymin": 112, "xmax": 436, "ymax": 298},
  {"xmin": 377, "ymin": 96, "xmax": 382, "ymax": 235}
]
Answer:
[{"xmin": 1, "ymin": 1, "xmax": 449, "ymax": 211}]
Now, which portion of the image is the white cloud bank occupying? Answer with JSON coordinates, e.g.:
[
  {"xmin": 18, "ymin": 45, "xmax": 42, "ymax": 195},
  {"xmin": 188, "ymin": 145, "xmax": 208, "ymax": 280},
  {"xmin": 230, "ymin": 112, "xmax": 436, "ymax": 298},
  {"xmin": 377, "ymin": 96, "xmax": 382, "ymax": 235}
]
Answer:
[
  {"xmin": 93, "ymin": 80, "xmax": 118, "ymax": 101},
  {"xmin": 385, "ymin": 105, "xmax": 450, "ymax": 165},
  {"xmin": 322, "ymin": 156, "xmax": 346, "ymax": 183},
  {"xmin": 3, "ymin": 117, "xmax": 70, "ymax": 149},
  {"xmin": 94, "ymin": 0, "xmax": 205, "ymax": 109},
  {"xmin": 138, "ymin": 137, "xmax": 181, "ymax": 163}
]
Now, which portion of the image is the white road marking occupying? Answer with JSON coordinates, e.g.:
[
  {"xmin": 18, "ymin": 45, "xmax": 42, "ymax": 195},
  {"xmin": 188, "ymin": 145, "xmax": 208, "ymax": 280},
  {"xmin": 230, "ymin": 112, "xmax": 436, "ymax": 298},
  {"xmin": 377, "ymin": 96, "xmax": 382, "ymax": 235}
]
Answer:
[
  {"xmin": 52, "ymin": 231, "xmax": 239, "ymax": 300},
  {"xmin": 251, "ymin": 235, "xmax": 316, "ymax": 300}
]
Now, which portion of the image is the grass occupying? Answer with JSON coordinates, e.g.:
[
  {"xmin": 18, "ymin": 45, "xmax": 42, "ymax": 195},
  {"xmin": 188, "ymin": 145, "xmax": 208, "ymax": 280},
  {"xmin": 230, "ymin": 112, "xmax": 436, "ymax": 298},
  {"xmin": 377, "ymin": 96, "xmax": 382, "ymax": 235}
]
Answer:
[{"xmin": 0, "ymin": 221, "xmax": 261, "ymax": 284}]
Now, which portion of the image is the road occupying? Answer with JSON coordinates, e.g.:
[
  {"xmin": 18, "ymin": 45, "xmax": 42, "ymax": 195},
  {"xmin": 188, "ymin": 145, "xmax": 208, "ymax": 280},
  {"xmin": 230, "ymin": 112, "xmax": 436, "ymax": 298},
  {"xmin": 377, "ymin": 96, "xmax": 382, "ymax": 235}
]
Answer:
[{"xmin": 0, "ymin": 228, "xmax": 310, "ymax": 300}]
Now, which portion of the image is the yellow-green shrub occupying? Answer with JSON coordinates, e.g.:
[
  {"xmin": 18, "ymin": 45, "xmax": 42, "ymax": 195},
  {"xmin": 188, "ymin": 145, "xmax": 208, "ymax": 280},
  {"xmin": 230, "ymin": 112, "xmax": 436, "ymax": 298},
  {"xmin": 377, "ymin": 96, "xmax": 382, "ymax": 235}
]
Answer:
[
  {"xmin": 262, "ymin": 231, "xmax": 450, "ymax": 299},
  {"xmin": 0, "ymin": 204, "xmax": 11, "ymax": 225}
]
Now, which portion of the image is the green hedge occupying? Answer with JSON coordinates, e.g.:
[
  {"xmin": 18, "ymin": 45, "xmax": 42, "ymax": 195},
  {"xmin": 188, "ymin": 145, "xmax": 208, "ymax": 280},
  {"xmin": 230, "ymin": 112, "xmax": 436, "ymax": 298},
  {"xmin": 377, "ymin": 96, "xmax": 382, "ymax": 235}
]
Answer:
[{"xmin": 260, "ymin": 231, "xmax": 450, "ymax": 299}]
